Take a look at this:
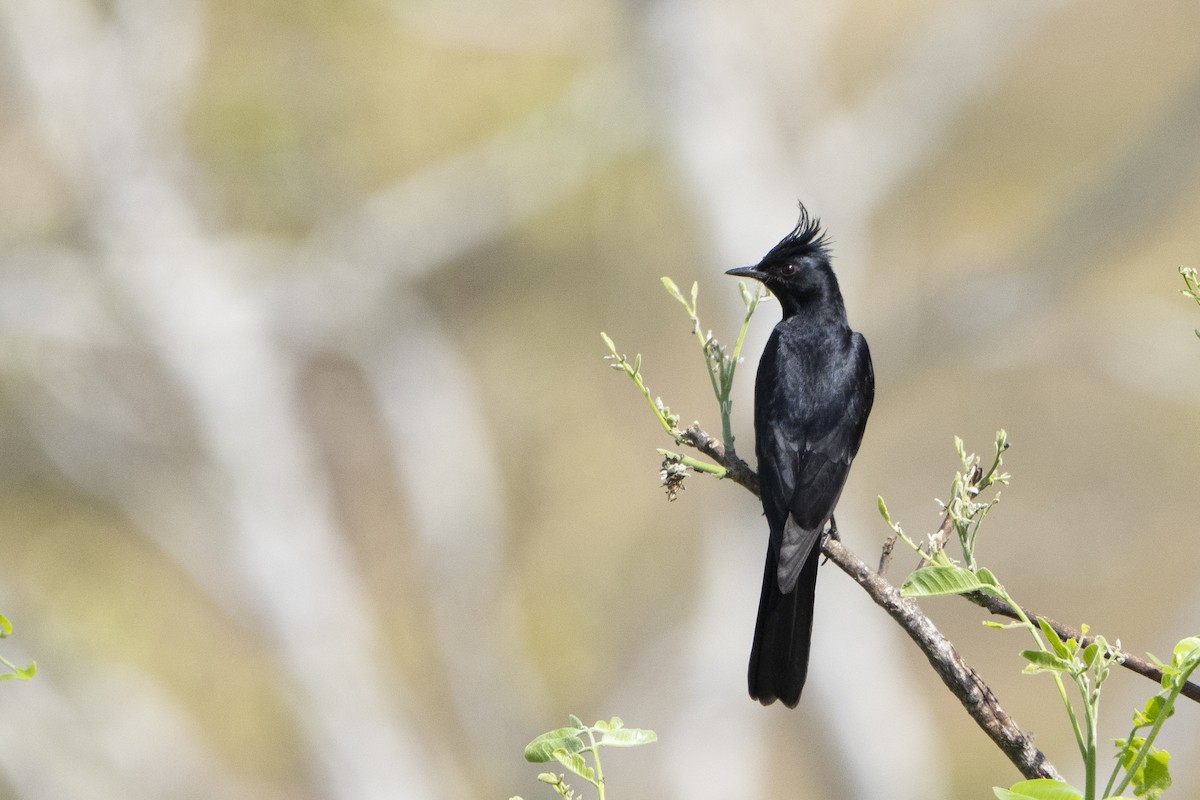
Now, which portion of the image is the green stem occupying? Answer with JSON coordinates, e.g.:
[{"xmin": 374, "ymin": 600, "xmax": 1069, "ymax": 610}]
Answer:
[
  {"xmin": 1103, "ymin": 727, "xmax": 1134, "ymax": 799},
  {"xmin": 718, "ymin": 283, "xmax": 764, "ymax": 450},
  {"xmin": 584, "ymin": 727, "xmax": 606, "ymax": 800},
  {"xmin": 1079, "ymin": 676, "xmax": 1097, "ymax": 800},
  {"xmin": 657, "ymin": 449, "xmax": 728, "ymax": 477},
  {"xmin": 601, "ymin": 333, "xmax": 679, "ymax": 439},
  {"xmin": 1110, "ymin": 652, "xmax": 1199, "ymax": 798},
  {"xmin": 1006, "ymin": 594, "xmax": 1088, "ymax": 759}
]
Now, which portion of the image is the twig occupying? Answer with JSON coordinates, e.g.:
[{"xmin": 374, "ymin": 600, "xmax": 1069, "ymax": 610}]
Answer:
[
  {"xmin": 878, "ymin": 535, "xmax": 896, "ymax": 576},
  {"xmin": 677, "ymin": 424, "xmax": 758, "ymax": 495}
]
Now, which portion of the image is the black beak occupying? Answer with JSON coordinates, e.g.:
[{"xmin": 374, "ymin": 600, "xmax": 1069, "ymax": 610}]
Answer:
[{"xmin": 725, "ymin": 265, "xmax": 765, "ymax": 281}]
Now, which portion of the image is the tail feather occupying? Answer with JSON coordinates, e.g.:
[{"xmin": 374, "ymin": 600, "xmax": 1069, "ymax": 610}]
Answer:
[{"xmin": 748, "ymin": 544, "xmax": 820, "ymax": 708}]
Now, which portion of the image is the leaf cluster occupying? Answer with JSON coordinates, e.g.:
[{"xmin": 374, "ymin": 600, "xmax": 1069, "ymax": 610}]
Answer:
[
  {"xmin": 884, "ymin": 434, "xmax": 1196, "ymax": 800},
  {"xmin": 513, "ymin": 715, "xmax": 656, "ymax": 800},
  {"xmin": 0, "ymin": 614, "xmax": 36, "ymax": 682}
]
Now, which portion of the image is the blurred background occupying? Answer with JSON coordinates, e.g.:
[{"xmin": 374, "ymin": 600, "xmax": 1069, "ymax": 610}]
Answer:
[{"xmin": 0, "ymin": 0, "xmax": 1198, "ymax": 798}]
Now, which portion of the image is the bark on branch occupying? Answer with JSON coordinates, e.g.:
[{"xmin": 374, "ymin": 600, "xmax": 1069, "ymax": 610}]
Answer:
[{"xmin": 822, "ymin": 536, "xmax": 1060, "ymax": 780}]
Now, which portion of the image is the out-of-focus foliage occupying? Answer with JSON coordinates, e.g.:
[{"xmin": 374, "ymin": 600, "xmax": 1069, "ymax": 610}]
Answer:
[{"xmin": 1, "ymin": 1, "xmax": 1199, "ymax": 799}]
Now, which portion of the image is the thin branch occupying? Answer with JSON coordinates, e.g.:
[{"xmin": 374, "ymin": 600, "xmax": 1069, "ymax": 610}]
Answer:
[
  {"xmin": 964, "ymin": 593, "xmax": 1200, "ymax": 705},
  {"xmin": 678, "ymin": 423, "xmax": 758, "ymax": 495}
]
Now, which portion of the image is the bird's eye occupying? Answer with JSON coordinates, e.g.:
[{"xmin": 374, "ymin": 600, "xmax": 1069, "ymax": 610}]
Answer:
[{"xmin": 780, "ymin": 263, "xmax": 797, "ymax": 277}]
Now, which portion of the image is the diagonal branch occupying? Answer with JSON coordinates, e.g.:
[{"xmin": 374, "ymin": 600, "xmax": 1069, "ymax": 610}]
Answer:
[
  {"xmin": 821, "ymin": 536, "xmax": 1060, "ymax": 780},
  {"xmin": 688, "ymin": 422, "xmax": 1066, "ymax": 779}
]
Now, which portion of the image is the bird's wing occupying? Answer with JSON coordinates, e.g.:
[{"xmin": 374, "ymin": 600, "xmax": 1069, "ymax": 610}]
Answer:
[{"xmin": 776, "ymin": 334, "xmax": 874, "ymax": 592}]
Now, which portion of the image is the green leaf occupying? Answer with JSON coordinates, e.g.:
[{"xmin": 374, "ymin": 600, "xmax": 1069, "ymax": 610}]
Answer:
[
  {"xmin": 993, "ymin": 778, "xmax": 1082, "ymax": 800},
  {"xmin": 661, "ymin": 276, "xmax": 683, "ymax": 303},
  {"xmin": 901, "ymin": 565, "xmax": 990, "ymax": 597},
  {"xmin": 599, "ymin": 727, "xmax": 657, "ymax": 748},
  {"xmin": 568, "ymin": 714, "xmax": 584, "ymax": 729},
  {"xmin": 525, "ymin": 728, "xmax": 586, "ymax": 763},
  {"xmin": 1115, "ymin": 737, "xmax": 1147, "ymax": 766},
  {"xmin": 1020, "ymin": 650, "xmax": 1073, "ymax": 673},
  {"xmin": 1038, "ymin": 618, "xmax": 1069, "ymax": 659},
  {"xmin": 1133, "ymin": 696, "xmax": 1166, "ymax": 727},
  {"xmin": 552, "ymin": 748, "xmax": 595, "ymax": 782},
  {"xmin": 0, "ymin": 615, "xmax": 11, "ymax": 637},
  {"xmin": 975, "ymin": 567, "xmax": 999, "ymax": 587},
  {"xmin": 877, "ymin": 495, "xmax": 892, "ymax": 523},
  {"xmin": 1136, "ymin": 748, "xmax": 1171, "ymax": 800},
  {"xmin": 1172, "ymin": 636, "xmax": 1200, "ymax": 667}
]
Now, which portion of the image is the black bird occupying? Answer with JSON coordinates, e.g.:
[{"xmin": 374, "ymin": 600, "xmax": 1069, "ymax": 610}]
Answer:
[{"xmin": 725, "ymin": 206, "xmax": 874, "ymax": 708}]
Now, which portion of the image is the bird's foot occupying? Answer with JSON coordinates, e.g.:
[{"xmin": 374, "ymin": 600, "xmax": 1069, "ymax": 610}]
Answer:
[{"xmin": 819, "ymin": 517, "xmax": 840, "ymax": 565}]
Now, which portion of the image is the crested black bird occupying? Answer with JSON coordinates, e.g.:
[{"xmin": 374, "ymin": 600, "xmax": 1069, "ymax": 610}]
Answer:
[{"xmin": 725, "ymin": 206, "xmax": 874, "ymax": 708}]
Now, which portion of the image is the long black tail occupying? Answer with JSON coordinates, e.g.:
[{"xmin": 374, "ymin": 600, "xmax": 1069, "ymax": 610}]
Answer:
[{"xmin": 748, "ymin": 543, "xmax": 820, "ymax": 708}]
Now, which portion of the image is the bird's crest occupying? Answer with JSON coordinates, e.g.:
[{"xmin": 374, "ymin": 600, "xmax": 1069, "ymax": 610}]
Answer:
[{"xmin": 763, "ymin": 204, "xmax": 831, "ymax": 264}]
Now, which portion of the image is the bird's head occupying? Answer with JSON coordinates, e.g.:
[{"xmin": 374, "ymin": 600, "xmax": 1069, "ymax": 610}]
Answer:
[{"xmin": 726, "ymin": 204, "xmax": 843, "ymax": 318}]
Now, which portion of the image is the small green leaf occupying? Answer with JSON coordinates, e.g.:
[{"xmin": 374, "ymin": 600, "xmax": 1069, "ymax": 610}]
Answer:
[
  {"xmin": 975, "ymin": 567, "xmax": 999, "ymax": 587},
  {"xmin": 0, "ymin": 615, "xmax": 11, "ymax": 637},
  {"xmin": 1137, "ymin": 748, "xmax": 1171, "ymax": 800},
  {"xmin": 525, "ymin": 728, "xmax": 586, "ymax": 763},
  {"xmin": 1020, "ymin": 650, "xmax": 1073, "ymax": 673},
  {"xmin": 568, "ymin": 714, "xmax": 584, "ymax": 729},
  {"xmin": 1133, "ymin": 695, "xmax": 1166, "ymax": 727},
  {"xmin": 993, "ymin": 778, "xmax": 1082, "ymax": 800},
  {"xmin": 1082, "ymin": 642, "xmax": 1099, "ymax": 669},
  {"xmin": 553, "ymin": 749, "xmax": 594, "ymax": 782},
  {"xmin": 1037, "ymin": 618, "xmax": 1069, "ymax": 659},
  {"xmin": 1172, "ymin": 636, "xmax": 1200, "ymax": 667},
  {"xmin": 599, "ymin": 727, "xmax": 657, "ymax": 748},
  {"xmin": 901, "ymin": 565, "xmax": 989, "ymax": 597},
  {"xmin": 661, "ymin": 276, "xmax": 683, "ymax": 302},
  {"xmin": 877, "ymin": 495, "xmax": 892, "ymax": 523}
]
